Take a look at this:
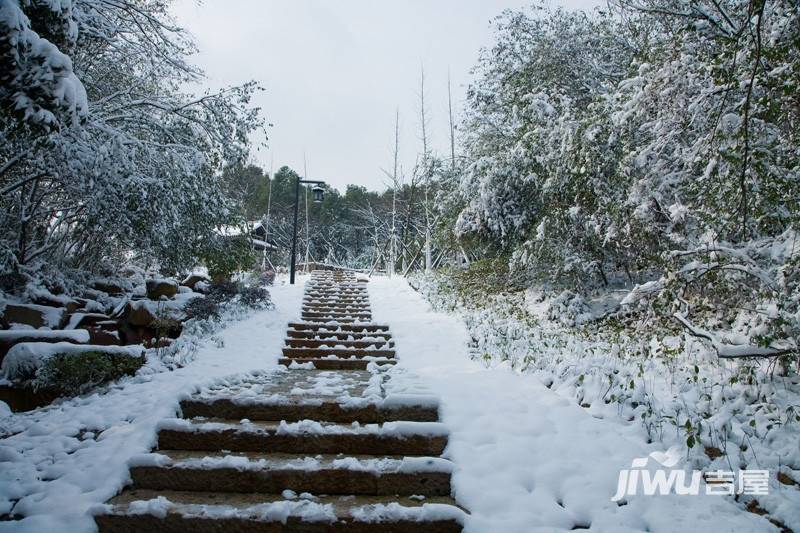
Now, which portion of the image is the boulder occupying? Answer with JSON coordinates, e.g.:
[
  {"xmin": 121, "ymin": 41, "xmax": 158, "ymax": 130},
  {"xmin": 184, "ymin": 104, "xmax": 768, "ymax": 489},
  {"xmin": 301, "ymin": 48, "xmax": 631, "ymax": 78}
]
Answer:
[
  {"xmin": 32, "ymin": 294, "xmax": 80, "ymax": 313},
  {"xmin": 127, "ymin": 302, "xmax": 157, "ymax": 327},
  {"xmin": 0, "ymin": 383, "xmax": 62, "ymax": 412},
  {"xmin": 124, "ymin": 325, "xmax": 157, "ymax": 347},
  {"xmin": 92, "ymin": 279, "xmax": 129, "ymax": 296},
  {"xmin": 77, "ymin": 318, "xmax": 121, "ymax": 346},
  {"xmin": 87, "ymin": 327, "xmax": 121, "ymax": 346},
  {"xmin": 146, "ymin": 278, "xmax": 178, "ymax": 300},
  {"xmin": 65, "ymin": 312, "xmax": 112, "ymax": 330},
  {"xmin": 117, "ymin": 321, "xmax": 141, "ymax": 345},
  {"xmin": 75, "ymin": 297, "xmax": 106, "ymax": 313},
  {"xmin": 194, "ymin": 280, "xmax": 210, "ymax": 293},
  {"xmin": 0, "ymin": 329, "xmax": 90, "ymax": 366},
  {"xmin": 181, "ymin": 274, "xmax": 210, "ymax": 291},
  {"xmin": 1, "ymin": 303, "xmax": 65, "ymax": 329}
]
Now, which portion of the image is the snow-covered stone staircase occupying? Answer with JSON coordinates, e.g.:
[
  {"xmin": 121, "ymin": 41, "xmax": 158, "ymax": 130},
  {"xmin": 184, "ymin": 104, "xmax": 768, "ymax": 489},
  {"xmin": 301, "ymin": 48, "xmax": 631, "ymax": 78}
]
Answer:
[
  {"xmin": 94, "ymin": 270, "xmax": 465, "ymax": 531},
  {"xmin": 279, "ymin": 275, "xmax": 396, "ymax": 369}
]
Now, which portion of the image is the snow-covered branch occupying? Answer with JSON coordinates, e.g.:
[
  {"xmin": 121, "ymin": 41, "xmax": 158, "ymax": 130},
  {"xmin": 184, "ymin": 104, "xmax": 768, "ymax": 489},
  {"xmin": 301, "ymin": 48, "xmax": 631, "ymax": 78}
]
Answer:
[{"xmin": 674, "ymin": 312, "xmax": 796, "ymax": 359}]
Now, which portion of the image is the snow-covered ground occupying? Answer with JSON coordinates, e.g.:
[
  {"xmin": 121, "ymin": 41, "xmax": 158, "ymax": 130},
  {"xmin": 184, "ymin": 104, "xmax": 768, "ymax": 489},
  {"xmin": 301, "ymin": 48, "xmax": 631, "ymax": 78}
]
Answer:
[
  {"xmin": 369, "ymin": 276, "xmax": 777, "ymax": 533},
  {"xmin": 0, "ymin": 276, "xmax": 306, "ymax": 533},
  {"xmin": 0, "ymin": 274, "xmax": 783, "ymax": 532}
]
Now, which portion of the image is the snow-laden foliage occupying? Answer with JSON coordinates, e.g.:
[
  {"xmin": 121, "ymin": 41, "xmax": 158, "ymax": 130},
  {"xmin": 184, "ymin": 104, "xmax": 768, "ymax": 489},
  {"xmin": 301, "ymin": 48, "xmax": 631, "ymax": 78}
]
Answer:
[
  {"xmin": 0, "ymin": 0, "xmax": 86, "ymax": 128},
  {"xmin": 451, "ymin": 1, "xmax": 800, "ymax": 357},
  {"xmin": 0, "ymin": 0, "xmax": 264, "ymax": 281},
  {"xmin": 410, "ymin": 268, "xmax": 800, "ymax": 529}
]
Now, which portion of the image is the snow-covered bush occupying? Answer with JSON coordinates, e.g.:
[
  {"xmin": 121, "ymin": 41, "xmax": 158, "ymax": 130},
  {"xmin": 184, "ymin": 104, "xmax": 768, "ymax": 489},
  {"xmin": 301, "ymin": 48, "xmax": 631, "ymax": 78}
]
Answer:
[
  {"xmin": 411, "ymin": 268, "xmax": 800, "ymax": 526},
  {"xmin": 446, "ymin": 1, "xmax": 800, "ymax": 359},
  {"xmin": 33, "ymin": 350, "xmax": 145, "ymax": 395},
  {"xmin": 206, "ymin": 280, "xmax": 241, "ymax": 303},
  {"xmin": 183, "ymin": 297, "xmax": 220, "ymax": 321},
  {"xmin": 546, "ymin": 291, "xmax": 590, "ymax": 327},
  {"xmin": 237, "ymin": 285, "xmax": 271, "ymax": 309},
  {"xmin": 200, "ymin": 234, "xmax": 258, "ymax": 282}
]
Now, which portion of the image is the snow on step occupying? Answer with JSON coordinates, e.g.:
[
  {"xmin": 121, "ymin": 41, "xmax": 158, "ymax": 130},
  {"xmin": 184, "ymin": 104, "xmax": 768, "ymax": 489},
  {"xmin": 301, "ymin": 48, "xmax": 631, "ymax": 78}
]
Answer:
[
  {"xmin": 303, "ymin": 298, "xmax": 370, "ymax": 305},
  {"xmin": 156, "ymin": 418, "xmax": 449, "ymax": 455},
  {"xmin": 128, "ymin": 451, "xmax": 454, "ymax": 496},
  {"xmin": 282, "ymin": 347, "xmax": 397, "ymax": 359},
  {"xmin": 287, "ymin": 330, "xmax": 393, "ymax": 340},
  {"xmin": 302, "ymin": 305, "xmax": 371, "ymax": 312},
  {"xmin": 285, "ymin": 339, "xmax": 394, "ymax": 349},
  {"xmin": 180, "ymin": 368, "xmax": 438, "ymax": 422},
  {"xmin": 279, "ymin": 357, "xmax": 398, "ymax": 370},
  {"xmin": 302, "ymin": 306, "xmax": 372, "ymax": 314},
  {"xmin": 94, "ymin": 490, "xmax": 465, "ymax": 533},
  {"xmin": 288, "ymin": 322, "xmax": 390, "ymax": 333},
  {"xmin": 301, "ymin": 314, "xmax": 373, "ymax": 324}
]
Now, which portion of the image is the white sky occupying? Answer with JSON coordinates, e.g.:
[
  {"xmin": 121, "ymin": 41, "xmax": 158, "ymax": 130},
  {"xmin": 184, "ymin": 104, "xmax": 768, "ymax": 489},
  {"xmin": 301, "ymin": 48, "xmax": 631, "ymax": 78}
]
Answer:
[{"xmin": 171, "ymin": 0, "xmax": 603, "ymax": 192}]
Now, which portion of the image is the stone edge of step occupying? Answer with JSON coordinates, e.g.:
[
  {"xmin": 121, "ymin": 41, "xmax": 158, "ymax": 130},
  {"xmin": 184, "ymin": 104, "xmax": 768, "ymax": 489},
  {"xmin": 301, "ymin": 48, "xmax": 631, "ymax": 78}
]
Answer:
[{"xmin": 91, "ymin": 491, "xmax": 467, "ymax": 527}]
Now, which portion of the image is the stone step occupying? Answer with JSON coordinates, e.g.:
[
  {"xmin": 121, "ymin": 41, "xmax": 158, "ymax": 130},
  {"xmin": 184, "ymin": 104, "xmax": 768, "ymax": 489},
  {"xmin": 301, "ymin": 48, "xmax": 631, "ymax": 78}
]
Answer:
[
  {"xmin": 304, "ymin": 294, "xmax": 368, "ymax": 299},
  {"xmin": 304, "ymin": 299, "xmax": 370, "ymax": 305},
  {"xmin": 302, "ymin": 304, "xmax": 370, "ymax": 310},
  {"xmin": 299, "ymin": 317, "xmax": 364, "ymax": 324},
  {"xmin": 304, "ymin": 294, "xmax": 369, "ymax": 300},
  {"xmin": 307, "ymin": 281, "xmax": 363, "ymax": 284},
  {"xmin": 182, "ymin": 369, "xmax": 437, "ymax": 423},
  {"xmin": 302, "ymin": 311, "xmax": 372, "ymax": 319},
  {"xmin": 286, "ymin": 330, "xmax": 392, "ymax": 341},
  {"xmin": 308, "ymin": 286, "xmax": 366, "ymax": 291},
  {"xmin": 302, "ymin": 302, "xmax": 370, "ymax": 308},
  {"xmin": 282, "ymin": 347, "xmax": 396, "ymax": 359},
  {"xmin": 284, "ymin": 339, "xmax": 394, "ymax": 349},
  {"xmin": 129, "ymin": 451, "xmax": 453, "ymax": 496},
  {"xmin": 95, "ymin": 490, "xmax": 465, "ymax": 533},
  {"xmin": 307, "ymin": 291, "xmax": 368, "ymax": 296},
  {"xmin": 307, "ymin": 284, "xmax": 366, "ymax": 289},
  {"xmin": 307, "ymin": 286, "xmax": 366, "ymax": 290},
  {"xmin": 157, "ymin": 419, "xmax": 448, "ymax": 455},
  {"xmin": 300, "ymin": 317, "xmax": 373, "ymax": 324},
  {"xmin": 181, "ymin": 396, "xmax": 434, "ymax": 423},
  {"xmin": 303, "ymin": 304, "xmax": 370, "ymax": 310},
  {"xmin": 304, "ymin": 298, "xmax": 367, "ymax": 304},
  {"xmin": 288, "ymin": 322, "xmax": 390, "ymax": 333},
  {"xmin": 279, "ymin": 358, "xmax": 397, "ymax": 370},
  {"xmin": 302, "ymin": 306, "xmax": 370, "ymax": 312},
  {"xmin": 186, "ymin": 368, "xmax": 383, "ymax": 417},
  {"xmin": 301, "ymin": 311, "xmax": 372, "ymax": 318}
]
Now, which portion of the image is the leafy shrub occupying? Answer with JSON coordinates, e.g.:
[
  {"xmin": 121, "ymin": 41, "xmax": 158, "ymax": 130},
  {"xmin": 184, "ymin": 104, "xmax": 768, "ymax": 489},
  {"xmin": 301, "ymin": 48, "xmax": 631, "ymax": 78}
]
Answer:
[
  {"xmin": 207, "ymin": 280, "xmax": 240, "ymax": 303},
  {"xmin": 238, "ymin": 285, "xmax": 271, "ymax": 308},
  {"xmin": 34, "ymin": 351, "xmax": 145, "ymax": 395},
  {"xmin": 183, "ymin": 296, "xmax": 220, "ymax": 320},
  {"xmin": 259, "ymin": 269, "xmax": 276, "ymax": 286},
  {"xmin": 200, "ymin": 234, "xmax": 256, "ymax": 281},
  {"xmin": 152, "ymin": 314, "xmax": 182, "ymax": 339},
  {"xmin": 412, "ymin": 257, "xmax": 523, "ymax": 311}
]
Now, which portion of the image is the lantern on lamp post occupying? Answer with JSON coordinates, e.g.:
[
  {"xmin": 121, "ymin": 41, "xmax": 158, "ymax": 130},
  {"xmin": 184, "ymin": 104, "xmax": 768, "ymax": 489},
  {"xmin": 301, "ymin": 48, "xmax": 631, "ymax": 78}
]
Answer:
[{"xmin": 290, "ymin": 177, "xmax": 326, "ymax": 284}]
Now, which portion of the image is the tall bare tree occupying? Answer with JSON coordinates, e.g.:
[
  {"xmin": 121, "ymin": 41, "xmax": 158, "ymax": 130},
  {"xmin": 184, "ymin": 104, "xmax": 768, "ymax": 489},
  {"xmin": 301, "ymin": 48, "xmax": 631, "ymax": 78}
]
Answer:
[{"xmin": 418, "ymin": 66, "xmax": 433, "ymax": 272}]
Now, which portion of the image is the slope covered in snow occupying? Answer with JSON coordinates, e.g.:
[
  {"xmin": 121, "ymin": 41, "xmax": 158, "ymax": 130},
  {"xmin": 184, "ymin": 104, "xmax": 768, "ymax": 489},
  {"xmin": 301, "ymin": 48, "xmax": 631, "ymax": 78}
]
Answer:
[{"xmin": 369, "ymin": 276, "xmax": 776, "ymax": 532}]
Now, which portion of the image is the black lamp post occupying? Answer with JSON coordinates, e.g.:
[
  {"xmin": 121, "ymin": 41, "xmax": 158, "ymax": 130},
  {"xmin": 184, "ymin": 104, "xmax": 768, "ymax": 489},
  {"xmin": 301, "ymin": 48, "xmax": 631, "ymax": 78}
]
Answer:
[{"xmin": 290, "ymin": 177, "xmax": 325, "ymax": 284}]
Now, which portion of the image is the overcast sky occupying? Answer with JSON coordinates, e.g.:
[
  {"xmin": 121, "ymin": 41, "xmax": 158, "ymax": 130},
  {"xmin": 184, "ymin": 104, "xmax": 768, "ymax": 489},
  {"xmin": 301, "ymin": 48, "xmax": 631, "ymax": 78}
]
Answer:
[{"xmin": 171, "ymin": 0, "xmax": 603, "ymax": 192}]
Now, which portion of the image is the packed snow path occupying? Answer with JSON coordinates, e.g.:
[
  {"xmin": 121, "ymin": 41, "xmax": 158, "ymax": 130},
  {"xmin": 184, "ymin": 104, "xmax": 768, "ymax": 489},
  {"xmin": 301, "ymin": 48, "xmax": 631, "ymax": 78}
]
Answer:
[
  {"xmin": 369, "ymin": 277, "xmax": 778, "ymax": 532},
  {"xmin": 93, "ymin": 271, "xmax": 466, "ymax": 531}
]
